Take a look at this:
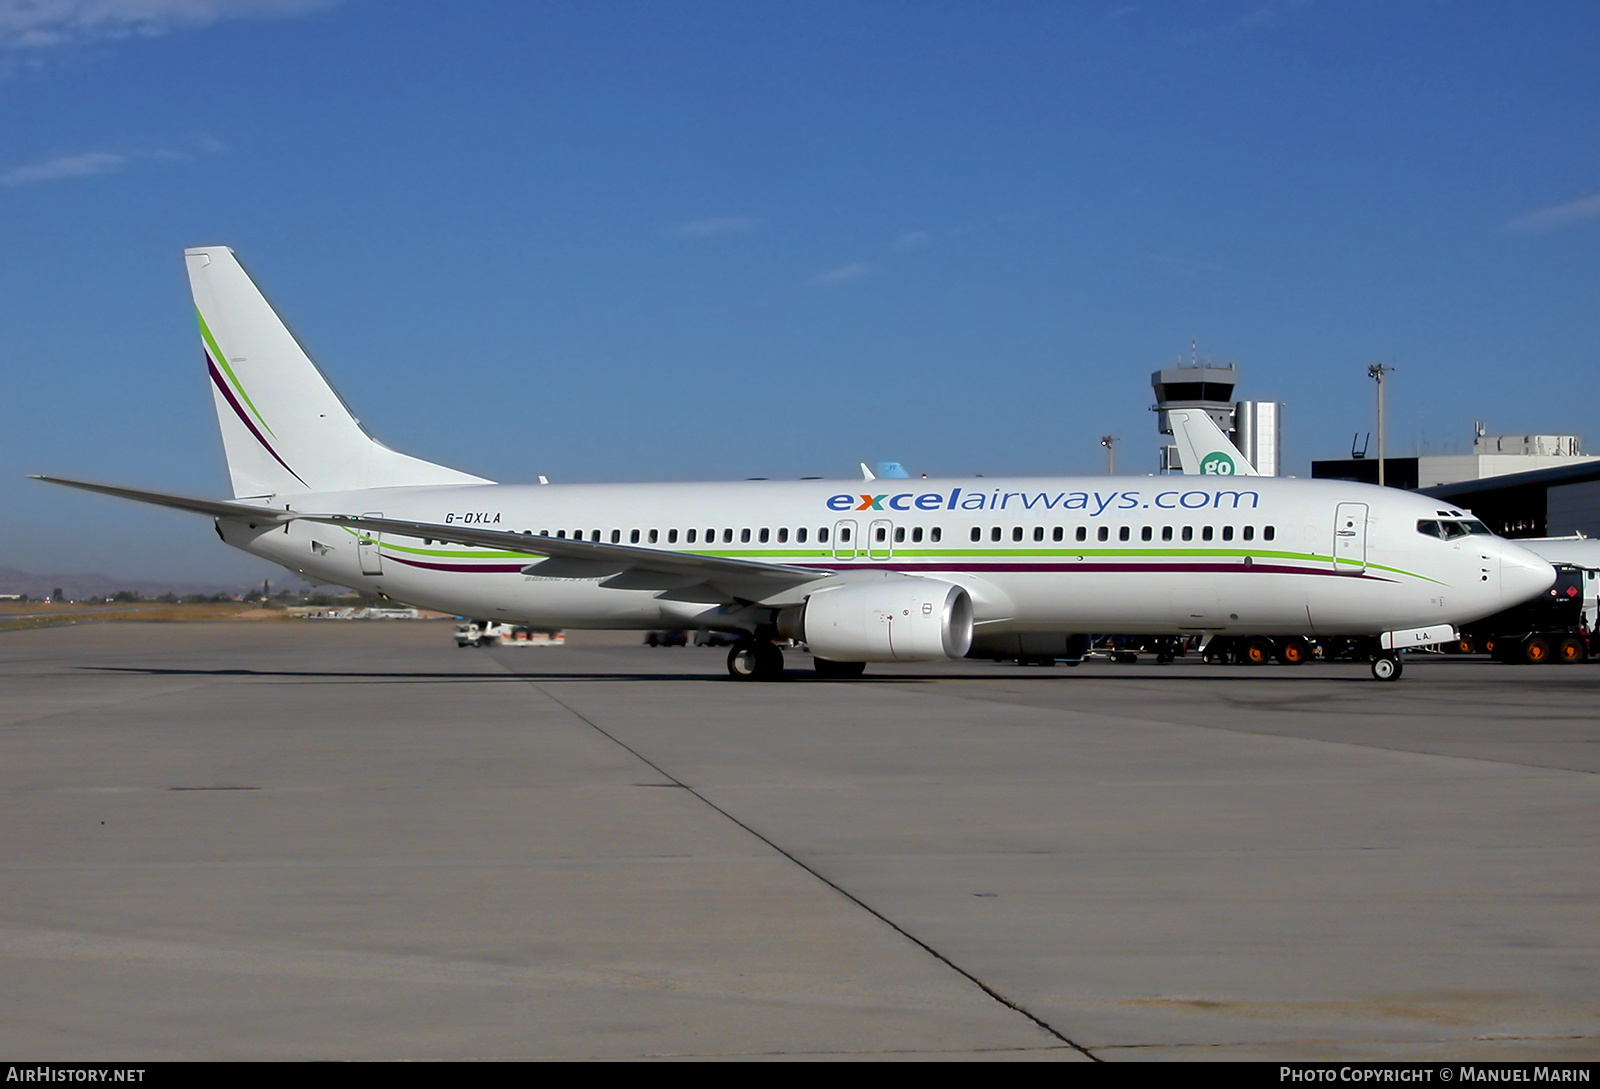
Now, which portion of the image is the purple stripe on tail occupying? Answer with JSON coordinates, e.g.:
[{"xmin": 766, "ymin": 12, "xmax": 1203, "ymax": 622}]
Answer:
[{"xmin": 206, "ymin": 353, "xmax": 309, "ymax": 490}]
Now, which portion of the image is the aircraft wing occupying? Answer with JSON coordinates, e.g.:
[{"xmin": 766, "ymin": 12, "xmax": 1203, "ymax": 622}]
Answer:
[
  {"xmin": 32, "ymin": 476, "xmax": 296, "ymax": 523},
  {"xmin": 303, "ymin": 513, "xmax": 834, "ymax": 601}
]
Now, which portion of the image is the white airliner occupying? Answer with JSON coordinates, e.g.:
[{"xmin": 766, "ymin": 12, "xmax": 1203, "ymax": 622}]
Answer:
[{"xmin": 36, "ymin": 248, "xmax": 1555, "ymax": 682}]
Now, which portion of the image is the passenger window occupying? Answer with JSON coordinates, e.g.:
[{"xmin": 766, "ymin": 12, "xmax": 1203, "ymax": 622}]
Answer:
[
  {"xmin": 1141, "ymin": 526, "xmax": 1152, "ymax": 542},
  {"xmin": 759, "ymin": 528, "xmax": 769, "ymax": 543},
  {"xmin": 894, "ymin": 527, "xmax": 905, "ymax": 543},
  {"xmin": 1012, "ymin": 526, "xmax": 1023, "ymax": 542},
  {"xmin": 1053, "ymin": 527, "xmax": 1063, "ymax": 542},
  {"xmin": 1076, "ymin": 527, "xmax": 1087, "ymax": 542},
  {"xmin": 1162, "ymin": 526, "xmax": 1173, "ymax": 541},
  {"xmin": 874, "ymin": 526, "xmax": 887, "ymax": 542},
  {"xmin": 610, "ymin": 529, "xmax": 621, "ymax": 543},
  {"xmin": 1118, "ymin": 526, "xmax": 1130, "ymax": 542},
  {"xmin": 1243, "ymin": 526, "xmax": 1254, "ymax": 541},
  {"xmin": 685, "ymin": 529, "xmax": 696, "ymax": 544},
  {"xmin": 1202, "ymin": 526, "xmax": 1214, "ymax": 541},
  {"xmin": 1034, "ymin": 526, "xmax": 1044, "ymax": 542},
  {"xmin": 1222, "ymin": 526, "xmax": 1234, "ymax": 541},
  {"xmin": 1182, "ymin": 526, "xmax": 1193, "ymax": 541},
  {"xmin": 629, "ymin": 529, "xmax": 640, "ymax": 544},
  {"xmin": 971, "ymin": 527, "xmax": 982, "ymax": 543},
  {"xmin": 818, "ymin": 527, "xmax": 829, "ymax": 543},
  {"xmin": 797, "ymin": 527, "xmax": 807, "ymax": 543},
  {"xmin": 740, "ymin": 529, "xmax": 751, "ymax": 543},
  {"xmin": 911, "ymin": 527, "xmax": 923, "ymax": 543},
  {"xmin": 723, "ymin": 529, "xmax": 733, "ymax": 544},
  {"xmin": 840, "ymin": 527, "xmax": 851, "ymax": 542},
  {"xmin": 667, "ymin": 529, "xmax": 678, "ymax": 544},
  {"xmin": 931, "ymin": 527, "xmax": 942, "ymax": 542},
  {"xmin": 1264, "ymin": 526, "xmax": 1275, "ymax": 541},
  {"xmin": 992, "ymin": 527, "xmax": 1002, "ymax": 542},
  {"xmin": 1097, "ymin": 526, "xmax": 1109, "ymax": 542},
  {"xmin": 778, "ymin": 527, "xmax": 788, "ymax": 543},
  {"xmin": 648, "ymin": 529, "xmax": 658, "ymax": 544}
]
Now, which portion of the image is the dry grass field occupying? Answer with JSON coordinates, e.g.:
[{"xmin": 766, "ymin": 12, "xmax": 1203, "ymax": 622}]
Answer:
[{"xmin": 0, "ymin": 601, "xmax": 291, "ymax": 631}]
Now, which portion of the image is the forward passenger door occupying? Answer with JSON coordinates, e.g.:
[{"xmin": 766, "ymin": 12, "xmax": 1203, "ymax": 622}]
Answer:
[{"xmin": 1334, "ymin": 503, "xmax": 1368, "ymax": 575}]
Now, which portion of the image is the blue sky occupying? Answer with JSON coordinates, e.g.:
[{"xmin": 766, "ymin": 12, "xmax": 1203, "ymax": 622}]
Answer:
[{"xmin": 3, "ymin": 0, "xmax": 1597, "ymax": 584}]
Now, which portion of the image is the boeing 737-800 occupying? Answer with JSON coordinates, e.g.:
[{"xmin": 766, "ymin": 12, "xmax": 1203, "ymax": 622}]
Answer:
[{"xmin": 36, "ymin": 248, "xmax": 1555, "ymax": 682}]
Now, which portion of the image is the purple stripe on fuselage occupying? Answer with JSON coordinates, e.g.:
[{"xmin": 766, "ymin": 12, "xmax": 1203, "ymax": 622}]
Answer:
[
  {"xmin": 386, "ymin": 553, "xmax": 531, "ymax": 574},
  {"xmin": 206, "ymin": 353, "xmax": 309, "ymax": 489},
  {"xmin": 379, "ymin": 554, "xmax": 1394, "ymax": 583},
  {"xmin": 809, "ymin": 560, "xmax": 1388, "ymax": 580}
]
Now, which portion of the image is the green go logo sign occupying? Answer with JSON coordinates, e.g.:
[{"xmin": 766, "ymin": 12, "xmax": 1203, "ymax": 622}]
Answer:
[{"xmin": 1200, "ymin": 452, "xmax": 1236, "ymax": 476}]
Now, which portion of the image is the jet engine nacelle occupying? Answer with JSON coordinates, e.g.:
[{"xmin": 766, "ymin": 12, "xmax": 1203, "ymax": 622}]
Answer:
[{"xmin": 781, "ymin": 578, "xmax": 974, "ymax": 662}]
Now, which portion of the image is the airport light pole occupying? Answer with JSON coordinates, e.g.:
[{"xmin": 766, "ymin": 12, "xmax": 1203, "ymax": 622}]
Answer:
[
  {"xmin": 1367, "ymin": 363, "xmax": 1394, "ymax": 487},
  {"xmin": 1100, "ymin": 435, "xmax": 1117, "ymax": 475}
]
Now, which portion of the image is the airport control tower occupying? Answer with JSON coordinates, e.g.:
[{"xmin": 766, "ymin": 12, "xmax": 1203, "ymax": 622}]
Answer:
[{"xmin": 1151, "ymin": 357, "xmax": 1281, "ymax": 475}]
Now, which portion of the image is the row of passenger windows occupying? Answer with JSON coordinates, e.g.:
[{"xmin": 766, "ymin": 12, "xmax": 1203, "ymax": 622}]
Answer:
[
  {"xmin": 524, "ymin": 526, "xmax": 882, "ymax": 545},
  {"xmin": 971, "ymin": 524, "xmax": 1277, "ymax": 543},
  {"xmin": 427, "ymin": 524, "xmax": 1274, "ymax": 548}
]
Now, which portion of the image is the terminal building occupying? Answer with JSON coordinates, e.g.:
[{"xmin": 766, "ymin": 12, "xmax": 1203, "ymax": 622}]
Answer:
[{"xmin": 1313, "ymin": 430, "xmax": 1600, "ymax": 539}]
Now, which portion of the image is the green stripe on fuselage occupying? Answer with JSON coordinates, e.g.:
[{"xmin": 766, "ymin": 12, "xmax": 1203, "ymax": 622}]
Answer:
[{"xmin": 339, "ymin": 529, "xmax": 1441, "ymax": 584}]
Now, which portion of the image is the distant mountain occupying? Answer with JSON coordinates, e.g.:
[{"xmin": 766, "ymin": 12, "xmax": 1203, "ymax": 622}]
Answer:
[{"xmin": 0, "ymin": 565, "xmax": 270, "ymax": 601}]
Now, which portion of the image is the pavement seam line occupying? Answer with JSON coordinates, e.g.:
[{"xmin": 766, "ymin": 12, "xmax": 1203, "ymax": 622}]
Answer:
[{"xmin": 515, "ymin": 675, "xmax": 1101, "ymax": 1062}]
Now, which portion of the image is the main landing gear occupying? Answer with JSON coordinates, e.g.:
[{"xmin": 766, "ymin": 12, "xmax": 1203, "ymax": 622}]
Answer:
[
  {"xmin": 726, "ymin": 639, "xmax": 785, "ymax": 681},
  {"xmin": 725, "ymin": 639, "xmax": 869, "ymax": 681}
]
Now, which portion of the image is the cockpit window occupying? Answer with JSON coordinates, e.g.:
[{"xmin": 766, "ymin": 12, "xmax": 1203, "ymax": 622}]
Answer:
[{"xmin": 1420, "ymin": 518, "xmax": 1493, "ymax": 539}]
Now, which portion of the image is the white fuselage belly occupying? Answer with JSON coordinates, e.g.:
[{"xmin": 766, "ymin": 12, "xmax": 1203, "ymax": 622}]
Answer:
[{"xmin": 219, "ymin": 475, "xmax": 1543, "ymax": 639}]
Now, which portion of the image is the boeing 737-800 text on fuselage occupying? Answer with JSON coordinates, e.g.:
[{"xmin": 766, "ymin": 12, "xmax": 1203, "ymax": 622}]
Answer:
[{"xmin": 37, "ymin": 248, "xmax": 1555, "ymax": 681}]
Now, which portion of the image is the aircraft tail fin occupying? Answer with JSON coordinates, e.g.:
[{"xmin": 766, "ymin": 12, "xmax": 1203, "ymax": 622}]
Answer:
[
  {"xmin": 186, "ymin": 247, "xmax": 491, "ymax": 498},
  {"xmin": 1169, "ymin": 410, "xmax": 1259, "ymax": 477}
]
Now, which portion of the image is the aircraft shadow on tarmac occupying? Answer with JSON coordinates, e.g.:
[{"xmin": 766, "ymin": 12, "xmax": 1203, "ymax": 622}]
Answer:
[{"xmin": 75, "ymin": 663, "xmax": 1470, "ymax": 685}]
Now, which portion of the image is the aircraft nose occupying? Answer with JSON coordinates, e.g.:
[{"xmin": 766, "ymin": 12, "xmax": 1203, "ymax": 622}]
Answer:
[{"xmin": 1498, "ymin": 540, "xmax": 1556, "ymax": 607}]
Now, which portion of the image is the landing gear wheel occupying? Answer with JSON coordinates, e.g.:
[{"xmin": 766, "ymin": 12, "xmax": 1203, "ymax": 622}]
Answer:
[
  {"xmin": 1371, "ymin": 655, "xmax": 1403, "ymax": 681},
  {"xmin": 813, "ymin": 657, "xmax": 867, "ymax": 679},
  {"xmin": 727, "ymin": 640, "xmax": 784, "ymax": 681}
]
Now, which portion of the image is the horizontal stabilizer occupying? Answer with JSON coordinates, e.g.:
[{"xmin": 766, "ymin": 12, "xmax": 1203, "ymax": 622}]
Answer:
[{"xmin": 32, "ymin": 476, "xmax": 295, "ymax": 522}]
